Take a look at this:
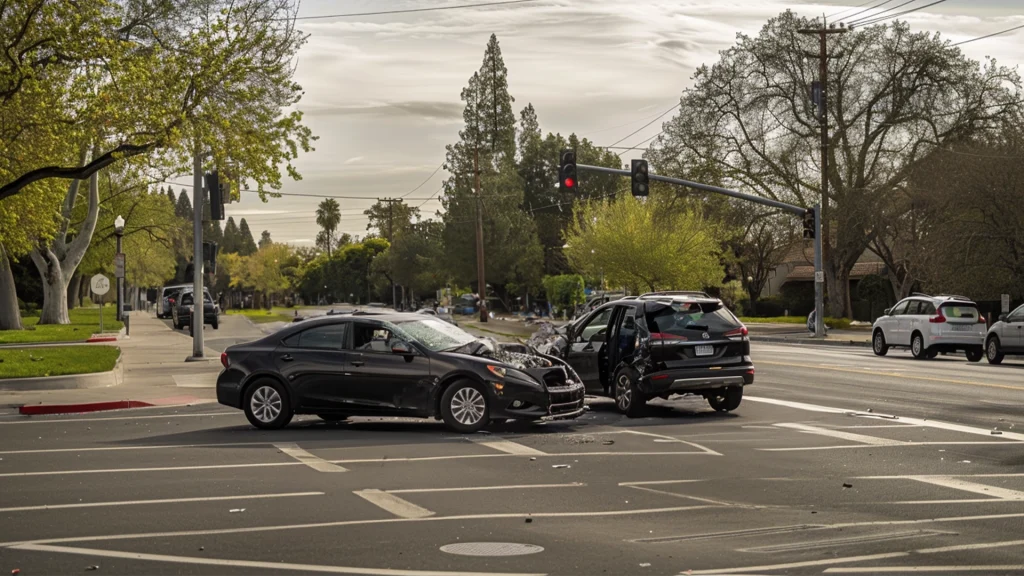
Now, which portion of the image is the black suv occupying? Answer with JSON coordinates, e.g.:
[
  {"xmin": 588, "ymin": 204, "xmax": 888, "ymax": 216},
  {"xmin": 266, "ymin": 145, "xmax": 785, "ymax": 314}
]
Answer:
[
  {"xmin": 555, "ymin": 292, "xmax": 753, "ymax": 416},
  {"xmin": 171, "ymin": 287, "xmax": 219, "ymax": 331},
  {"xmin": 217, "ymin": 312, "xmax": 585, "ymax": 432}
]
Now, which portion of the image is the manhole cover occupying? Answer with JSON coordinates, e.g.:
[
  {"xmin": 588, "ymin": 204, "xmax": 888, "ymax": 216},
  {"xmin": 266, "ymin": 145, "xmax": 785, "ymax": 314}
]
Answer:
[{"xmin": 440, "ymin": 542, "xmax": 544, "ymax": 557}]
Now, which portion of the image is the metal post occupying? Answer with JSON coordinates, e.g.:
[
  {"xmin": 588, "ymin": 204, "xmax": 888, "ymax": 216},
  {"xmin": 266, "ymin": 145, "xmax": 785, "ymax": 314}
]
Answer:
[
  {"xmin": 813, "ymin": 204, "xmax": 825, "ymax": 337},
  {"xmin": 475, "ymin": 148, "xmax": 487, "ymax": 323},
  {"xmin": 190, "ymin": 147, "xmax": 205, "ymax": 359},
  {"xmin": 115, "ymin": 232, "xmax": 123, "ymax": 322}
]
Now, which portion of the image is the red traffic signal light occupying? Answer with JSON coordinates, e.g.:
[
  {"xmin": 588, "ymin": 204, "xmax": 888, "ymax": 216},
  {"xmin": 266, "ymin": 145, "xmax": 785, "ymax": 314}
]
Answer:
[{"xmin": 559, "ymin": 150, "xmax": 577, "ymax": 192}]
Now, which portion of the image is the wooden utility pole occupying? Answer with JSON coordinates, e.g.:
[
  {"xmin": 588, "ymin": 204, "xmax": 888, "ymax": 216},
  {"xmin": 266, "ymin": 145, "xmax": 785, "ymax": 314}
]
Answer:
[
  {"xmin": 379, "ymin": 197, "xmax": 401, "ymax": 311},
  {"xmin": 474, "ymin": 147, "xmax": 487, "ymax": 323},
  {"xmin": 799, "ymin": 19, "xmax": 846, "ymax": 337}
]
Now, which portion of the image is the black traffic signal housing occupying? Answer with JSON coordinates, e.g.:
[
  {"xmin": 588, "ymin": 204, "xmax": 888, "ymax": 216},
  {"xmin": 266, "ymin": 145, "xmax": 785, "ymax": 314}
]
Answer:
[
  {"xmin": 803, "ymin": 208, "xmax": 816, "ymax": 239},
  {"xmin": 202, "ymin": 241, "xmax": 219, "ymax": 275},
  {"xmin": 206, "ymin": 171, "xmax": 226, "ymax": 221},
  {"xmin": 558, "ymin": 149, "xmax": 577, "ymax": 193},
  {"xmin": 631, "ymin": 159, "xmax": 649, "ymax": 197}
]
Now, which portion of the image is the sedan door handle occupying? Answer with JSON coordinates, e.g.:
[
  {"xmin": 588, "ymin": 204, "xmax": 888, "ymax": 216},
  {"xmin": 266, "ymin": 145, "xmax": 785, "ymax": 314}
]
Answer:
[
  {"xmin": 351, "ymin": 361, "xmax": 364, "ymax": 367},
  {"xmin": 281, "ymin": 354, "xmax": 294, "ymax": 362}
]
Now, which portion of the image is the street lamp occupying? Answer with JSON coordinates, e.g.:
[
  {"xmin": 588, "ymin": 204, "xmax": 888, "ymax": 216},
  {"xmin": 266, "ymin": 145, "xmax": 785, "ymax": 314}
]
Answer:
[{"xmin": 114, "ymin": 215, "xmax": 125, "ymax": 322}]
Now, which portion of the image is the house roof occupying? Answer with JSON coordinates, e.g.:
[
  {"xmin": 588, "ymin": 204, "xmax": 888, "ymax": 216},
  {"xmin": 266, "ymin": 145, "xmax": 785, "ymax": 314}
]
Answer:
[{"xmin": 786, "ymin": 261, "xmax": 886, "ymax": 281}]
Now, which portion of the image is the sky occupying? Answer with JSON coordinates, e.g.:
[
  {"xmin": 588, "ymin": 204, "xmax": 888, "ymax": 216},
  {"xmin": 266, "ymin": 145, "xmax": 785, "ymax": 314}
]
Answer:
[{"xmin": 215, "ymin": 0, "xmax": 1024, "ymax": 246}]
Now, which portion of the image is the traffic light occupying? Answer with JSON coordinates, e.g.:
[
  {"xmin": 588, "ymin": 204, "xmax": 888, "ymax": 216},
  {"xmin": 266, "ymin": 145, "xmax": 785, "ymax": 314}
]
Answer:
[
  {"xmin": 631, "ymin": 159, "xmax": 649, "ymax": 197},
  {"xmin": 558, "ymin": 149, "xmax": 577, "ymax": 193},
  {"xmin": 206, "ymin": 171, "xmax": 226, "ymax": 221},
  {"xmin": 803, "ymin": 208, "xmax": 816, "ymax": 239}
]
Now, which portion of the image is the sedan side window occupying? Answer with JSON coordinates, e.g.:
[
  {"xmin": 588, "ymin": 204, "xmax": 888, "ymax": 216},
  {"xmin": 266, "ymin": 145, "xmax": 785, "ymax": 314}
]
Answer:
[
  {"xmin": 352, "ymin": 323, "xmax": 395, "ymax": 353},
  {"xmin": 577, "ymin": 307, "xmax": 614, "ymax": 343},
  {"xmin": 1008, "ymin": 306, "xmax": 1024, "ymax": 322},
  {"xmin": 283, "ymin": 323, "xmax": 349, "ymax": 350}
]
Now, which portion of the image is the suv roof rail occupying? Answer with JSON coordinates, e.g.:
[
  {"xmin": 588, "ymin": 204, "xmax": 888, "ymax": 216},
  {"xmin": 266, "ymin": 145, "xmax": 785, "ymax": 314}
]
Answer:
[
  {"xmin": 639, "ymin": 291, "xmax": 713, "ymax": 298},
  {"xmin": 910, "ymin": 292, "xmax": 932, "ymax": 298},
  {"xmin": 936, "ymin": 294, "xmax": 973, "ymax": 301}
]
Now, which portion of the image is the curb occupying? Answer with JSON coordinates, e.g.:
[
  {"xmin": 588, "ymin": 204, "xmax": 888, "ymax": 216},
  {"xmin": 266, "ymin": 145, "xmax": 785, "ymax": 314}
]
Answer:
[
  {"xmin": 0, "ymin": 350, "xmax": 124, "ymax": 391},
  {"xmin": 749, "ymin": 335, "xmax": 872, "ymax": 348},
  {"xmin": 19, "ymin": 399, "xmax": 154, "ymax": 415}
]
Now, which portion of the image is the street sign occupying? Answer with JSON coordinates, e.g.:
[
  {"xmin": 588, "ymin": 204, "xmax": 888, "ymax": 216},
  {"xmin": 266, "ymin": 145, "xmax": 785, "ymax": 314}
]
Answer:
[
  {"xmin": 90, "ymin": 274, "xmax": 110, "ymax": 296},
  {"xmin": 1002, "ymin": 294, "xmax": 1010, "ymax": 313},
  {"xmin": 114, "ymin": 254, "xmax": 125, "ymax": 279},
  {"xmin": 814, "ymin": 271, "xmax": 824, "ymax": 283}
]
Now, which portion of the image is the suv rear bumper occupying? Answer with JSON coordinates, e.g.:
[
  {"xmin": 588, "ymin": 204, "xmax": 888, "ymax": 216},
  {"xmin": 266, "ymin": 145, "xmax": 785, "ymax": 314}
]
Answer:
[{"xmin": 640, "ymin": 364, "xmax": 754, "ymax": 395}]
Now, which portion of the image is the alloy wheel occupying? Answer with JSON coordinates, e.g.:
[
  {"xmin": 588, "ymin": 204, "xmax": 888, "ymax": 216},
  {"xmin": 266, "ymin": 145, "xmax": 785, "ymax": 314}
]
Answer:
[
  {"xmin": 616, "ymin": 374, "xmax": 632, "ymax": 411},
  {"xmin": 912, "ymin": 336, "xmax": 922, "ymax": 356},
  {"xmin": 450, "ymin": 387, "xmax": 486, "ymax": 426},
  {"xmin": 988, "ymin": 340, "xmax": 999, "ymax": 360},
  {"xmin": 250, "ymin": 386, "xmax": 282, "ymax": 423},
  {"xmin": 874, "ymin": 333, "xmax": 883, "ymax": 353}
]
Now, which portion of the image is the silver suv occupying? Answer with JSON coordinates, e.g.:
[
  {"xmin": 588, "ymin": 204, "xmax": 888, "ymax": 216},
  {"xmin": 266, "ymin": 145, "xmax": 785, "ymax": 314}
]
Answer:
[
  {"xmin": 985, "ymin": 303, "xmax": 1024, "ymax": 364},
  {"xmin": 871, "ymin": 294, "xmax": 986, "ymax": 361}
]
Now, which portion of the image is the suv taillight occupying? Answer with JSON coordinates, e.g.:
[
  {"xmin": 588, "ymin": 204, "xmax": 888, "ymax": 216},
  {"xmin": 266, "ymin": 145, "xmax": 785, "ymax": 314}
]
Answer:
[
  {"xmin": 977, "ymin": 314, "xmax": 986, "ymax": 324},
  {"xmin": 169, "ymin": 298, "xmax": 175, "ymax": 305},
  {"xmin": 929, "ymin": 314, "xmax": 946, "ymax": 324},
  {"xmin": 725, "ymin": 326, "xmax": 749, "ymax": 338},
  {"xmin": 220, "ymin": 352, "xmax": 229, "ymax": 368}
]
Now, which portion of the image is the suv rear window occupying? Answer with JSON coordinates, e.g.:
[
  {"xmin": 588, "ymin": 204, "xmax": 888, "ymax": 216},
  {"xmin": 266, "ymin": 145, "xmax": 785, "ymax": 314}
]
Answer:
[
  {"xmin": 940, "ymin": 303, "xmax": 978, "ymax": 320},
  {"xmin": 644, "ymin": 301, "xmax": 741, "ymax": 338}
]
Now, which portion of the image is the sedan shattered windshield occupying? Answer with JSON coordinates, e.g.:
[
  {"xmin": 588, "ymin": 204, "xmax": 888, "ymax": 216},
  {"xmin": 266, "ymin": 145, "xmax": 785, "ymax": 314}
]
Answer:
[{"xmin": 390, "ymin": 318, "xmax": 477, "ymax": 351}]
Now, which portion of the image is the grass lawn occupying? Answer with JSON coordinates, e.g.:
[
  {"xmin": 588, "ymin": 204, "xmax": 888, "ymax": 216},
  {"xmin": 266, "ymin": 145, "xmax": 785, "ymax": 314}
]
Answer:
[
  {"xmin": 226, "ymin": 309, "xmax": 294, "ymax": 324},
  {"xmin": 0, "ymin": 345, "xmax": 120, "ymax": 379},
  {"xmin": 0, "ymin": 307, "xmax": 124, "ymax": 345},
  {"xmin": 740, "ymin": 316, "xmax": 852, "ymax": 330}
]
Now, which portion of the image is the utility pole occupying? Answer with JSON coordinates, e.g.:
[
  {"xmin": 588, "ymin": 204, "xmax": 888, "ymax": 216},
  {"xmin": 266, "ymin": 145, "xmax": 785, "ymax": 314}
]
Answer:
[
  {"xmin": 799, "ymin": 18, "xmax": 846, "ymax": 338},
  {"xmin": 187, "ymin": 146, "xmax": 205, "ymax": 360},
  {"xmin": 474, "ymin": 147, "xmax": 487, "ymax": 323},
  {"xmin": 378, "ymin": 197, "xmax": 399, "ymax": 311}
]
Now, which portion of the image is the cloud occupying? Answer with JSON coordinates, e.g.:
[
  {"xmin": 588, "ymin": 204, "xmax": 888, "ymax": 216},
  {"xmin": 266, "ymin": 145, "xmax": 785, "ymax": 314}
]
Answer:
[
  {"xmin": 343, "ymin": 156, "xmax": 365, "ymax": 165},
  {"xmin": 300, "ymin": 100, "xmax": 464, "ymax": 122}
]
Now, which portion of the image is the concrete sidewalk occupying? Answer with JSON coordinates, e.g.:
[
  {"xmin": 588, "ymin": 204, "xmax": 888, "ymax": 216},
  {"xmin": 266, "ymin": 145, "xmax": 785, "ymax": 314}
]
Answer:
[{"xmin": 1, "ymin": 311, "xmax": 224, "ymax": 410}]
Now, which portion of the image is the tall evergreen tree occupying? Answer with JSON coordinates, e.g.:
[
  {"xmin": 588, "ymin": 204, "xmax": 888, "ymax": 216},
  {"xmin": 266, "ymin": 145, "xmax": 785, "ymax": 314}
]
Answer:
[
  {"xmin": 237, "ymin": 218, "xmax": 258, "ymax": 255},
  {"xmin": 164, "ymin": 186, "xmax": 176, "ymax": 207},
  {"xmin": 175, "ymin": 189, "xmax": 193, "ymax": 220},
  {"xmin": 222, "ymin": 217, "xmax": 240, "ymax": 254},
  {"xmin": 478, "ymin": 34, "xmax": 516, "ymax": 162}
]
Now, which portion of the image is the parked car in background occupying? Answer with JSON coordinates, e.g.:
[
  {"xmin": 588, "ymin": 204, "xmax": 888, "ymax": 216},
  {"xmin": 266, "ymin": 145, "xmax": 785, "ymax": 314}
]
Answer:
[
  {"xmin": 872, "ymin": 294, "xmax": 986, "ymax": 361},
  {"xmin": 542, "ymin": 291, "xmax": 753, "ymax": 416},
  {"xmin": 217, "ymin": 312, "xmax": 585, "ymax": 431},
  {"xmin": 171, "ymin": 287, "xmax": 219, "ymax": 331},
  {"xmin": 157, "ymin": 284, "xmax": 190, "ymax": 319},
  {"xmin": 985, "ymin": 303, "xmax": 1024, "ymax": 364}
]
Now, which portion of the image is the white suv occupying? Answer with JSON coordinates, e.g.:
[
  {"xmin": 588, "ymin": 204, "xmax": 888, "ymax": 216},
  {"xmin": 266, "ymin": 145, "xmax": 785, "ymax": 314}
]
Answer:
[
  {"xmin": 871, "ymin": 295, "xmax": 986, "ymax": 361},
  {"xmin": 985, "ymin": 304, "xmax": 1024, "ymax": 364}
]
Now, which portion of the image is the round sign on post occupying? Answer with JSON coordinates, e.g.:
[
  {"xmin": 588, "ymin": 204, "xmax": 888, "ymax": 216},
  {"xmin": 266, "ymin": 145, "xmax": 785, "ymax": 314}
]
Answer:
[{"xmin": 90, "ymin": 274, "xmax": 110, "ymax": 296}]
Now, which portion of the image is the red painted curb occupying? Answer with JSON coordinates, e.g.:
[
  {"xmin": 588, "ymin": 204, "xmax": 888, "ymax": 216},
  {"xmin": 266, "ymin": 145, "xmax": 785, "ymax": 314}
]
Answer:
[
  {"xmin": 86, "ymin": 335, "xmax": 118, "ymax": 343},
  {"xmin": 19, "ymin": 400, "xmax": 154, "ymax": 416}
]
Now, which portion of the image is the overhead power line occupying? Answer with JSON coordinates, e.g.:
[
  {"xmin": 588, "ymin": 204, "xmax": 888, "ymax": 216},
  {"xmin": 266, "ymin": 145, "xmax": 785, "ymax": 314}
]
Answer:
[
  {"xmin": 826, "ymin": 0, "xmax": 887, "ymax": 21},
  {"xmin": 852, "ymin": 0, "xmax": 946, "ymax": 28},
  {"xmin": 953, "ymin": 23, "xmax": 1024, "ymax": 46},
  {"xmin": 607, "ymin": 103, "xmax": 680, "ymax": 149},
  {"xmin": 291, "ymin": 0, "xmax": 538, "ymax": 21},
  {"xmin": 836, "ymin": 0, "xmax": 897, "ymax": 24},
  {"xmin": 400, "ymin": 162, "xmax": 445, "ymax": 198},
  {"xmin": 847, "ymin": 0, "xmax": 918, "ymax": 25}
]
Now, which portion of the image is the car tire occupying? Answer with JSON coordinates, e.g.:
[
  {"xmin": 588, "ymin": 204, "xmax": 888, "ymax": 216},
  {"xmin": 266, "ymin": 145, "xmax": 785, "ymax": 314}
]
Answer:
[
  {"xmin": 965, "ymin": 347, "xmax": 983, "ymax": 363},
  {"xmin": 243, "ymin": 379, "xmax": 293, "ymax": 430},
  {"xmin": 707, "ymin": 386, "xmax": 743, "ymax": 412},
  {"xmin": 317, "ymin": 414, "xmax": 348, "ymax": 423},
  {"xmin": 872, "ymin": 330, "xmax": 889, "ymax": 356},
  {"xmin": 440, "ymin": 380, "xmax": 490, "ymax": 433},
  {"xmin": 926, "ymin": 349, "xmax": 939, "ymax": 359},
  {"xmin": 212, "ymin": 318, "xmax": 219, "ymax": 330},
  {"xmin": 911, "ymin": 333, "xmax": 928, "ymax": 360},
  {"xmin": 986, "ymin": 337, "xmax": 1004, "ymax": 365},
  {"xmin": 614, "ymin": 368, "xmax": 646, "ymax": 418}
]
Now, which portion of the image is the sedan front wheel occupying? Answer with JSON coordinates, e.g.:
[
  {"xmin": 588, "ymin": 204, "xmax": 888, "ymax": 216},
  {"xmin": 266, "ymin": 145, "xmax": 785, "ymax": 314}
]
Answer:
[{"xmin": 441, "ymin": 380, "xmax": 490, "ymax": 433}]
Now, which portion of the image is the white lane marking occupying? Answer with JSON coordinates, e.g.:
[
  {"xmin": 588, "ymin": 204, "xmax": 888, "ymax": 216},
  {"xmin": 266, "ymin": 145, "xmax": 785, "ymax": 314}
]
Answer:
[
  {"xmin": 0, "ymin": 442, "xmax": 272, "ymax": 456},
  {"xmin": 618, "ymin": 480, "xmax": 703, "ymax": 487},
  {"xmin": 748, "ymin": 396, "xmax": 1024, "ymax": 442},
  {"xmin": 615, "ymin": 430, "xmax": 722, "ymax": 455},
  {"xmin": 0, "ymin": 412, "xmax": 233, "ymax": 425},
  {"xmin": 469, "ymin": 438, "xmax": 546, "ymax": 456},
  {"xmin": 918, "ymin": 538, "xmax": 1024, "ymax": 553},
  {"xmin": 354, "ymin": 489, "xmax": 435, "ymax": 519},
  {"xmin": 0, "ymin": 462, "xmax": 300, "ymax": 478},
  {"xmin": 825, "ymin": 567, "xmax": 1024, "ymax": 573},
  {"xmin": 859, "ymin": 473, "xmax": 1024, "ymax": 479},
  {"xmin": 389, "ymin": 483, "xmax": 584, "ymax": 494},
  {"xmin": 274, "ymin": 443, "xmax": 348, "ymax": 473},
  {"xmin": 10, "ymin": 543, "xmax": 545, "ymax": 576},
  {"xmin": 0, "ymin": 492, "xmax": 323, "ymax": 513},
  {"xmin": 625, "ymin": 485, "xmax": 744, "ymax": 508},
  {"xmin": 761, "ymin": 441, "xmax": 1018, "ymax": 452},
  {"xmin": 0, "ymin": 505, "xmax": 719, "ymax": 548},
  {"xmin": 907, "ymin": 476, "xmax": 1024, "ymax": 501},
  {"xmin": 684, "ymin": 552, "xmax": 909, "ymax": 574},
  {"xmin": 887, "ymin": 499, "xmax": 1024, "ymax": 504},
  {"xmin": 774, "ymin": 422, "xmax": 906, "ymax": 446}
]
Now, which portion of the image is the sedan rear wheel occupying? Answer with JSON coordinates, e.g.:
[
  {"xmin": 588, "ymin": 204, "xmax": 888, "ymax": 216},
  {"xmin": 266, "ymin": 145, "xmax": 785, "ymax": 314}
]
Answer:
[
  {"xmin": 244, "ymin": 379, "xmax": 293, "ymax": 430},
  {"xmin": 911, "ymin": 333, "xmax": 928, "ymax": 360},
  {"xmin": 441, "ymin": 380, "xmax": 490, "ymax": 433},
  {"xmin": 987, "ymin": 337, "xmax": 1004, "ymax": 365}
]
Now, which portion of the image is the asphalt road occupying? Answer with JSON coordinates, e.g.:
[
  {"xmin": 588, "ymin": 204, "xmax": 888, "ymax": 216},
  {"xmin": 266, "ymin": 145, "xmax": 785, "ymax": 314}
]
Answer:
[{"xmin": 2, "ymin": 340, "xmax": 1023, "ymax": 575}]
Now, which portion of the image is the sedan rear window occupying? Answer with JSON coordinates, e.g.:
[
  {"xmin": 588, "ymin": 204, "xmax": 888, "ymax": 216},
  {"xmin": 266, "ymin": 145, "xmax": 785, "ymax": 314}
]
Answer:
[
  {"xmin": 644, "ymin": 301, "xmax": 741, "ymax": 338},
  {"xmin": 940, "ymin": 303, "xmax": 978, "ymax": 320}
]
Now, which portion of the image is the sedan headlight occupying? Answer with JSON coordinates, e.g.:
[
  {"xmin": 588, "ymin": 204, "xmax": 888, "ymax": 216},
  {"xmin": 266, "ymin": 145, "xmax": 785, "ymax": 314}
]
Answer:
[{"xmin": 486, "ymin": 365, "xmax": 506, "ymax": 378}]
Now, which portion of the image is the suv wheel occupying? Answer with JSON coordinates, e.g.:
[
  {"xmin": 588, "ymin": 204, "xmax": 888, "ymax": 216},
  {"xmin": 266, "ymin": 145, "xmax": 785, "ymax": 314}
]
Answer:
[
  {"xmin": 707, "ymin": 386, "xmax": 743, "ymax": 412},
  {"xmin": 244, "ymin": 379, "xmax": 293, "ymax": 430},
  {"xmin": 872, "ymin": 330, "xmax": 888, "ymax": 356},
  {"xmin": 614, "ymin": 368, "xmax": 646, "ymax": 418},
  {"xmin": 965, "ymin": 347, "xmax": 983, "ymax": 363},
  {"xmin": 441, "ymin": 380, "xmax": 490, "ymax": 433},
  {"xmin": 986, "ymin": 337, "xmax": 1004, "ymax": 365},
  {"xmin": 911, "ymin": 333, "xmax": 928, "ymax": 360}
]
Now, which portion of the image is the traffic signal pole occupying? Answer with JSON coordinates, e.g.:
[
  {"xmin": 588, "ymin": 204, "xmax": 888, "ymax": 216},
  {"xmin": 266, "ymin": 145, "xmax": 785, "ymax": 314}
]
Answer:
[
  {"xmin": 188, "ymin": 146, "xmax": 205, "ymax": 360},
  {"xmin": 577, "ymin": 163, "xmax": 824, "ymax": 335}
]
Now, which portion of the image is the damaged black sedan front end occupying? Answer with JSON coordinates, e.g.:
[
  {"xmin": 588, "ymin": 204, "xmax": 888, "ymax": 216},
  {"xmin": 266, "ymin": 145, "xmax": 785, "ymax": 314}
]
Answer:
[{"xmin": 216, "ymin": 312, "xmax": 584, "ymax": 432}]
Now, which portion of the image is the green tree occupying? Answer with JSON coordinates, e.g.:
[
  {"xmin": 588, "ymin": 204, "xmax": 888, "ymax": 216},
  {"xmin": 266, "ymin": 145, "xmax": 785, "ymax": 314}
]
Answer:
[
  {"xmin": 259, "ymin": 230, "xmax": 273, "ymax": 249},
  {"xmin": 542, "ymin": 274, "xmax": 585, "ymax": 319},
  {"xmin": 315, "ymin": 198, "xmax": 341, "ymax": 257},
  {"xmin": 478, "ymin": 34, "xmax": 516, "ymax": 161},
  {"xmin": 237, "ymin": 218, "xmax": 258, "ymax": 256},
  {"xmin": 564, "ymin": 195, "xmax": 724, "ymax": 293},
  {"xmin": 649, "ymin": 13, "xmax": 1022, "ymax": 317},
  {"xmin": 222, "ymin": 217, "xmax": 240, "ymax": 254},
  {"xmin": 175, "ymin": 190, "xmax": 193, "ymax": 221},
  {"xmin": 364, "ymin": 200, "xmax": 420, "ymax": 241}
]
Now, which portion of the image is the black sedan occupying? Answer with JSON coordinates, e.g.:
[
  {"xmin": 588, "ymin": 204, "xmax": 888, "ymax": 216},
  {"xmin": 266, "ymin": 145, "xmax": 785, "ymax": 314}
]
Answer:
[{"xmin": 216, "ymin": 312, "xmax": 585, "ymax": 432}]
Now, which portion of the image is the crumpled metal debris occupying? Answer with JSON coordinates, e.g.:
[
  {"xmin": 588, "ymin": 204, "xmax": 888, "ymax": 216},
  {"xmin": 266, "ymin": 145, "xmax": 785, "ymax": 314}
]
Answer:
[{"xmin": 525, "ymin": 323, "xmax": 567, "ymax": 358}]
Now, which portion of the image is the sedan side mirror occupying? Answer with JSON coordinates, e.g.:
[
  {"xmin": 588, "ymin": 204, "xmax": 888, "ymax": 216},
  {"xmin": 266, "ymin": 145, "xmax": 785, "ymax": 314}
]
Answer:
[
  {"xmin": 391, "ymin": 341, "xmax": 414, "ymax": 355},
  {"xmin": 883, "ymin": 308, "xmax": 891, "ymax": 316},
  {"xmin": 999, "ymin": 313, "xmax": 1008, "ymax": 322}
]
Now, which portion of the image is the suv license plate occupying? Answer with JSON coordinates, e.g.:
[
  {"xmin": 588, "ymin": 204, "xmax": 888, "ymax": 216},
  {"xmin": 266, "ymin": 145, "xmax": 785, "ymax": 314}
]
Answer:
[
  {"xmin": 950, "ymin": 324, "xmax": 971, "ymax": 332},
  {"xmin": 695, "ymin": 345, "xmax": 714, "ymax": 357}
]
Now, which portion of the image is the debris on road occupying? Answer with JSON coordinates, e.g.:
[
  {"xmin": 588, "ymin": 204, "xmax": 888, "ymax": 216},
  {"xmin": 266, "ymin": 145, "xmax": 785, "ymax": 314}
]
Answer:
[
  {"xmin": 229, "ymin": 508, "xmax": 246, "ymax": 513},
  {"xmin": 529, "ymin": 457, "xmax": 537, "ymax": 461},
  {"xmin": 639, "ymin": 563, "xmax": 652, "ymax": 567},
  {"xmin": 842, "ymin": 483, "xmax": 853, "ymax": 488},
  {"xmin": 12, "ymin": 569, "xmax": 20, "ymax": 575},
  {"xmin": 602, "ymin": 440, "xmax": 615, "ymax": 445},
  {"xmin": 960, "ymin": 460, "xmax": 972, "ymax": 464},
  {"xmin": 552, "ymin": 464, "xmax": 571, "ymax": 469},
  {"xmin": 525, "ymin": 518, "xmax": 533, "ymax": 523},
  {"xmin": 992, "ymin": 430, "xmax": 1002, "ymax": 435},
  {"xmin": 85, "ymin": 566, "xmax": 99, "ymax": 571}
]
